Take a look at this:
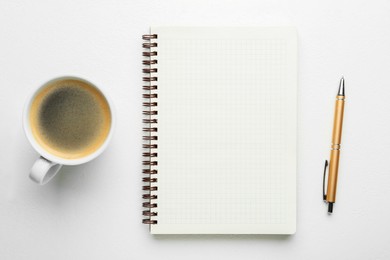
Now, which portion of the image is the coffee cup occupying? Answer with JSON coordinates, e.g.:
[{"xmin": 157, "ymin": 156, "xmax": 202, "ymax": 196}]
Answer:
[{"xmin": 23, "ymin": 76, "xmax": 115, "ymax": 185}]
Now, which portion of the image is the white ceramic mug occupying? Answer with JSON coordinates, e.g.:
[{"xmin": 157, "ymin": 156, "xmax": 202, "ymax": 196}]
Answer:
[{"xmin": 23, "ymin": 76, "xmax": 115, "ymax": 185}]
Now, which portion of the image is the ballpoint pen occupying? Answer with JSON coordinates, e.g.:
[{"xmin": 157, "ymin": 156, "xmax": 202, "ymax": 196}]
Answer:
[{"xmin": 323, "ymin": 77, "xmax": 345, "ymax": 214}]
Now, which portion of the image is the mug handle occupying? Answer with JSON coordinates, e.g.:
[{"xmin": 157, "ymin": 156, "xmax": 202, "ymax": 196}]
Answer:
[{"xmin": 29, "ymin": 157, "xmax": 62, "ymax": 185}]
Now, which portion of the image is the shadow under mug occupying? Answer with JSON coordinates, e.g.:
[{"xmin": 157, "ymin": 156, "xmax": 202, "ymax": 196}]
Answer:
[{"xmin": 23, "ymin": 76, "xmax": 115, "ymax": 185}]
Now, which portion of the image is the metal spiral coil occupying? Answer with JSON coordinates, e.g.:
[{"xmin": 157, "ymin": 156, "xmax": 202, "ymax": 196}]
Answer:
[
  {"xmin": 143, "ymin": 94, "xmax": 158, "ymax": 99},
  {"xmin": 143, "ymin": 102, "xmax": 158, "ymax": 107},
  {"xmin": 142, "ymin": 34, "xmax": 158, "ymax": 225},
  {"xmin": 143, "ymin": 60, "xmax": 158, "ymax": 65},
  {"xmin": 142, "ymin": 144, "xmax": 158, "ymax": 149},
  {"xmin": 143, "ymin": 85, "xmax": 157, "ymax": 90},
  {"xmin": 142, "ymin": 34, "xmax": 157, "ymax": 40},
  {"xmin": 143, "ymin": 68, "xmax": 158, "ymax": 73},
  {"xmin": 142, "ymin": 42, "xmax": 158, "ymax": 48},
  {"xmin": 143, "ymin": 186, "xmax": 158, "ymax": 191},
  {"xmin": 143, "ymin": 194, "xmax": 158, "ymax": 199},
  {"xmin": 143, "ymin": 169, "xmax": 157, "ymax": 174}
]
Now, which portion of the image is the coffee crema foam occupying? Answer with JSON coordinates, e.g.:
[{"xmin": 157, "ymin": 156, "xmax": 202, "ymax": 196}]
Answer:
[{"xmin": 29, "ymin": 79, "xmax": 111, "ymax": 159}]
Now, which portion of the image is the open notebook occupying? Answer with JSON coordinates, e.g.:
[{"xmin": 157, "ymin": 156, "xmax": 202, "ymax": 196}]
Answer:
[{"xmin": 142, "ymin": 27, "xmax": 297, "ymax": 234}]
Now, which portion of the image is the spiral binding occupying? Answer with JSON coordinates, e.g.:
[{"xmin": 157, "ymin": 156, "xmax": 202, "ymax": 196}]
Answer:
[{"xmin": 142, "ymin": 34, "xmax": 158, "ymax": 225}]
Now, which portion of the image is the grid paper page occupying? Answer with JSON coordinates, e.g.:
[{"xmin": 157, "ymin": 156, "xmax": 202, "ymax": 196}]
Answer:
[{"xmin": 150, "ymin": 27, "xmax": 297, "ymax": 234}]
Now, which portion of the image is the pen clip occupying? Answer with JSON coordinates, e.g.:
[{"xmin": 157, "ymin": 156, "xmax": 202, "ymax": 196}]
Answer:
[{"xmin": 323, "ymin": 160, "xmax": 328, "ymax": 201}]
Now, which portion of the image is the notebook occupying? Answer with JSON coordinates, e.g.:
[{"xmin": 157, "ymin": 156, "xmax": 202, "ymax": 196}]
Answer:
[{"xmin": 142, "ymin": 27, "xmax": 297, "ymax": 234}]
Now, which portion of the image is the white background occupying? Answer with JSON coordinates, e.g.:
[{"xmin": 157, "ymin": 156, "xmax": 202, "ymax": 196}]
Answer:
[{"xmin": 0, "ymin": 0, "xmax": 389, "ymax": 259}]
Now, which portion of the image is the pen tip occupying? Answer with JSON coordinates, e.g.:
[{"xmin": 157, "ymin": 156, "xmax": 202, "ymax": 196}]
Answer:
[{"xmin": 338, "ymin": 77, "xmax": 345, "ymax": 96}]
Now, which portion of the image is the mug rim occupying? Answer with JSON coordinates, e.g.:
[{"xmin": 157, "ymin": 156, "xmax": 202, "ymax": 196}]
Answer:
[{"xmin": 23, "ymin": 76, "xmax": 115, "ymax": 165}]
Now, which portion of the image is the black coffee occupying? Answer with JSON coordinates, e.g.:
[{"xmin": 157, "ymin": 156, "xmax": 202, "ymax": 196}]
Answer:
[{"xmin": 30, "ymin": 79, "xmax": 111, "ymax": 159}]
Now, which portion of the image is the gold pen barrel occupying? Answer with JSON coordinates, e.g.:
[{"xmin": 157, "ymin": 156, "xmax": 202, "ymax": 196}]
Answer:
[
  {"xmin": 326, "ymin": 95, "xmax": 345, "ymax": 202},
  {"xmin": 332, "ymin": 96, "xmax": 345, "ymax": 145}
]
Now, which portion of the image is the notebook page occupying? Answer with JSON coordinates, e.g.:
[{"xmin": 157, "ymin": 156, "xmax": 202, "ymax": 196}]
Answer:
[{"xmin": 150, "ymin": 27, "xmax": 297, "ymax": 234}]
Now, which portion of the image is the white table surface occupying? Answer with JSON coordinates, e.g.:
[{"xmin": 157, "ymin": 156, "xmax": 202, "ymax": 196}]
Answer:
[{"xmin": 1, "ymin": 0, "xmax": 390, "ymax": 259}]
